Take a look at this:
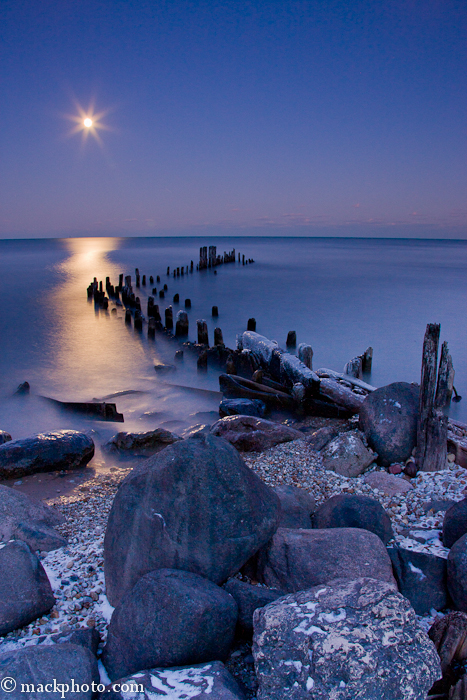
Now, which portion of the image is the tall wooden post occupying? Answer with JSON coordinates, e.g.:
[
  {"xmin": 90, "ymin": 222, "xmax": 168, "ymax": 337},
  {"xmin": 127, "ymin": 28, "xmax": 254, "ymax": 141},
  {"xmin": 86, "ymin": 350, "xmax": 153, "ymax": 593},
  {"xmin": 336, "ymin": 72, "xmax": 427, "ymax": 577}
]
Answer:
[{"xmin": 415, "ymin": 323, "xmax": 448, "ymax": 472}]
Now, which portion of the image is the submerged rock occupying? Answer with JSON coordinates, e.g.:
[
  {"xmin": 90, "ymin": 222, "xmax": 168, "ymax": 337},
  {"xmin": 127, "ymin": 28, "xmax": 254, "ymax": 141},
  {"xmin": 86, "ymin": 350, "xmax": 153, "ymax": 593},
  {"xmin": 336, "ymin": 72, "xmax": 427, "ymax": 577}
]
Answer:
[
  {"xmin": 0, "ymin": 430, "xmax": 94, "ymax": 479},
  {"xmin": 210, "ymin": 415, "xmax": 303, "ymax": 452},
  {"xmin": 253, "ymin": 577, "xmax": 441, "ymax": 700},
  {"xmin": 103, "ymin": 429, "xmax": 181, "ymax": 457}
]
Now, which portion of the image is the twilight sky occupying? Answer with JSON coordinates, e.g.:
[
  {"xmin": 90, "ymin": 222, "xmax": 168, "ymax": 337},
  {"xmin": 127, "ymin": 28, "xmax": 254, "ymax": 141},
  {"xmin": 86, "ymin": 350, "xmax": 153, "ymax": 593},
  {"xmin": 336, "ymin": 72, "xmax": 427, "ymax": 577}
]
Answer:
[{"xmin": 1, "ymin": 0, "xmax": 466, "ymax": 238}]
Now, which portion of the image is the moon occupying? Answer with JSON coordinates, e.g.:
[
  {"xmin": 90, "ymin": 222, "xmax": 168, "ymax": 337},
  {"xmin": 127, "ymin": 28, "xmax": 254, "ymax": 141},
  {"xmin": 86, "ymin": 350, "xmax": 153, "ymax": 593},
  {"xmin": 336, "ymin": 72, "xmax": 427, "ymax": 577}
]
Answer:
[{"xmin": 83, "ymin": 118, "xmax": 93, "ymax": 127}]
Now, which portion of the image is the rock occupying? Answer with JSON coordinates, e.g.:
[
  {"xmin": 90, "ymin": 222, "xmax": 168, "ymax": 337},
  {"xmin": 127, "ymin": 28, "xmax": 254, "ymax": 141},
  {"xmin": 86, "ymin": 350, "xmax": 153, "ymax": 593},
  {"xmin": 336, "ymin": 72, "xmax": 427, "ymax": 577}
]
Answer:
[
  {"xmin": 210, "ymin": 415, "xmax": 303, "ymax": 452},
  {"xmin": 154, "ymin": 363, "xmax": 176, "ymax": 374},
  {"xmin": 0, "ymin": 643, "xmax": 99, "ymax": 699},
  {"xmin": 321, "ymin": 430, "xmax": 374, "ymax": 477},
  {"xmin": 274, "ymin": 485, "xmax": 316, "ymax": 529},
  {"xmin": 428, "ymin": 612, "xmax": 467, "ymax": 696},
  {"xmin": 0, "ymin": 541, "xmax": 55, "ymax": 635},
  {"xmin": 0, "ymin": 431, "xmax": 12, "ymax": 445},
  {"xmin": 223, "ymin": 578, "xmax": 285, "ymax": 636},
  {"xmin": 53, "ymin": 627, "xmax": 100, "ymax": 656},
  {"xmin": 443, "ymin": 498, "xmax": 467, "ymax": 548},
  {"xmin": 0, "ymin": 430, "xmax": 94, "ymax": 479},
  {"xmin": 103, "ymin": 429, "xmax": 181, "ymax": 457},
  {"xmin": 219, "ymin": 399, "xmax": 266, "ymax": 418},
  {"xmin": 447, "ymin": 533, "xmax": 467, "ymax": 612},
  {"xmin": 359, "ymin": 382, "xmax": 419, "ymax": 467},
  {"xmin": 313, "ymin": 494, "xmax": 394, "ymax": 544},
  {"xmin": 104, "ymin": 433, "xmax": 280, "ymax": 606},
  {"xmin": 102, "ymin": 569, "xmax": 238, "ymax": 680},
  {"xmin": 14, "ymin": 381, "xmax": 30, "ymax": 395},
  {"xmin": 256, "ymin": 527, "xmax": 396, "ymax": 593},
  {"xmin": 0, "ymin": 484, "xmax": 66, "ymax": 552},
  {"xmin": 364, "ymin": 471, "xmax": 414, "ymax": 495},
  {"xmin": 424, "ymin": 499, "xmax": 455, "ymax": 514},
  {"xmin": 388, "ymin": 546, "xmax": 447, "ymax": 614},
  {"xmin": 252, "ymin": 577, "xmax": 441, "ymax": 700},
  {"xmin": 304, "ymin": 426, "xmax": 339, "ymax": 451},
  {"xmin": 100, "ymin": 661, "xmax": 246, "ymax": 700}
]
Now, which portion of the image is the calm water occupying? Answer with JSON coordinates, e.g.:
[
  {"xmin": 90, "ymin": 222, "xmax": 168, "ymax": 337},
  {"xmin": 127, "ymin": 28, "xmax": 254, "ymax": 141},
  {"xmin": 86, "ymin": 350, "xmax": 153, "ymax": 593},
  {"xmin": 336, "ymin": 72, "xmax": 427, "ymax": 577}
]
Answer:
[{"xmin": 0, "ymin": 236, "xmax": 466, "ymax": 445}]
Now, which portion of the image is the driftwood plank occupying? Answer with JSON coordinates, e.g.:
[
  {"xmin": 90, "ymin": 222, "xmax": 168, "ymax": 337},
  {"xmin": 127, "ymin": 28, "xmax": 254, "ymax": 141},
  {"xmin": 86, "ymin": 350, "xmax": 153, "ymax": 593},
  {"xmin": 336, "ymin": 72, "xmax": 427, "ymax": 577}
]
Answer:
[{"xmin": 315, "ymin": 368, "xmax": 376, "ymax": 392}]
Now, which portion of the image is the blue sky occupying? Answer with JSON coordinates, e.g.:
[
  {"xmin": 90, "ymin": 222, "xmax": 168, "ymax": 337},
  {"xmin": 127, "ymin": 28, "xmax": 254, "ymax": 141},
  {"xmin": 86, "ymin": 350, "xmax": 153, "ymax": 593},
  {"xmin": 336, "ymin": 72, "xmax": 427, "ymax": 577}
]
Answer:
[{"xmin": 1, "ymin": 0, "xmax": 466, "ymax": 238}]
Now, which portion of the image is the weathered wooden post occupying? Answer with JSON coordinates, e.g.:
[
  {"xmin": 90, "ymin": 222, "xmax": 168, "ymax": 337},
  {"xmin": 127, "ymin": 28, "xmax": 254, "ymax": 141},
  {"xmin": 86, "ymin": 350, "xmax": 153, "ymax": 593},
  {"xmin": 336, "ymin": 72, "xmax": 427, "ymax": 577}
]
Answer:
[
  {"xmin": 214, "ymin": 327, "xmax": 224, "ymax": 346},
  {"xmin": 212, "ymin": 305, "xmax": 218, "ymax": 317},
  {"xmin": 134, "ymin": 310, "xmax": 143, "ymax": 331},
  {"xmin": 164, "ymin": 284, "xmax": 168, "ymax": 291},
  {"xmin": 166, "ymin": 267, "xmax": 170, "ymax": 276},
  {"xmin": 148, "ymin": 318, "xmax": 156, "ymax": 338},
  {"xmin": 362, "ymin": 347, "xmax": 373, "ymax": 372},
  {"xmin": 297, "ymin": 343, "xmax": 313, "ymax": 370},
  {"xmin": 197, "ymin": 319, "xmax": 209, "ymax": 345},
  {"xmin": 344, "ymin": 356, "xmax": 363, "ymax": 379},
  {"xmin": 174, "ymin": 349, "xmax": 184, "ymax": 361},
  {"xmin": 185, "ymin": 298, "xmax": 191, "ymax": 308},
  {"xmin": 159, "ymin": 290, "xmax": 165, "ymax": 299},
  {"xmin": 125, "ymin": 310, "xmax": 132, "ymax": 325},
  {"xmin": 247, "ymin": 318, "xmax": 256, "ymax": 331},
  {"xmin": 173, "ymin": 293, "xmax": 179, "ymax": 303},
  {"xmin": 149, "ymin": 275, "xmax": 154, "ymax": 284},
  {"xmin": 435, "ymin": 342, "xmax": 455, "ymax": 409},
  {"xmin": 175, "ymin": 310, "xmax": 189, "ymax": 337},
  {"xmin": 197, "ymin": 350, "xmax": 208, "ymax": 370},
  {"xmin": 142, "ymin": 275, "xmax": 146, "ymax": 286},
  {"xmin": 286, "ymin": 331, "xmax": 297, "ymax": 347},
  {"xmin": 415, "ymin": 323, "xmax": 448, "ymax": 472},
  {"xmin": 119, "ymin": 274, "xmax": 124, "ymax": 287},
  {"xmin": 157, "ymin": 275, "xmax": 161, "ymax": 283},
  {"xmin": 165, "ymin": 306, "xmax": 174, "ymax": 330}
]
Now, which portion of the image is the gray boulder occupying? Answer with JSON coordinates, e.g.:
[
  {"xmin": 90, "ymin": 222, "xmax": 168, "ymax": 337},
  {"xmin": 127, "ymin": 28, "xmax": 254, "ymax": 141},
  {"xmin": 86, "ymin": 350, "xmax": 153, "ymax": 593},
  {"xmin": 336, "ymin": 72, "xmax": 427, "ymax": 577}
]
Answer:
[
  {"xmin": 443, "ymin": 498, "xmax": 467, "ymax": 548},
  {"xmin": 256, "ymin": 527, "xmax": 396, "ymax": 593},
  {"xmin": 102, "ymin": 569, "xmax": 238, "ymax": 680},
  {"xmin": 0, "ymin": 430, "xmax": 94, "ymax": 479},
  {"xmin": 0, "ymin": 643, "xmax": 99, "ymax": 700},
  {"xmin": 219, "ymin": 399, "xmax": 266, "ymax": 418},
  {"xmin": 210, "ymin": 415, "xmax": 303, "ymax": 452},
  {"xmin": 103, "ymin": 429, "xmax": 181, "ymax": 457},
  {"xmin": 359, "ymin": 382, "xmax": 419, "ymax": 466},
  {"xmin": 101, "ymin": 661, "xmax": 245, "ymax": 699},
  {"xmin": 223, "ymin": 578, "xmax": 285, "ymax": 635},
  {"xmin": 53, "ymin": 627, "xmax": 100, "ymax": 656},
  {"xmin": 447, "ymin": 533, "xmax": 467, "ymax": 612},
  {"xmin": 321, "ymin": 430, "xmax": 374, "ymax": 477},
  {"xmin": 0, "ymin": 541, "xmax": 55, "ymax": 635},
  {"xmin": 304, "ymin": 425, "xmax": 339, "ymax": 451},
  {"xmin": 364, "ymin": 470, "xmax": 413, "ymax": 495},
  {"xmin": 0, "ymin": 485, "xmax": 66, "ymax": 552},
  {"xmin": 0, "ymin": 431, "xmax": 11, "ymax": 445},
  {"xmin": 274, "ymin": 485, "xmax": 316, "ymax": 529},
  {"xmin": 388, "ymin": 546, "xmax": 447, "ymax": 614},
  {"xmin": 104, "ymin": 433, "xmax": 280, "ymax": 606},
  {"xmin": 253, "ymin": 577, "xmax": 441, "ymax": 700},
  {"xmin": 313, "ymin": 494, "xmax": 394, "ymax": 544}
]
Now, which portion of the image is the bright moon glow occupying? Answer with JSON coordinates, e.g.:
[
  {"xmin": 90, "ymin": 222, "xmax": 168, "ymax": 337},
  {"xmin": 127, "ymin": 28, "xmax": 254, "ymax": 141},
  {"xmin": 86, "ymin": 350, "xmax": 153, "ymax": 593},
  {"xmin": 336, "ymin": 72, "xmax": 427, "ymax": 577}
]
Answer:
[
  {"xmin": 65, "ymin": 101, "xmax": 113, "ymax": 146},
  {"xmin": 84, "ymin": 118, "xmax": 93, "ymax": 127}
]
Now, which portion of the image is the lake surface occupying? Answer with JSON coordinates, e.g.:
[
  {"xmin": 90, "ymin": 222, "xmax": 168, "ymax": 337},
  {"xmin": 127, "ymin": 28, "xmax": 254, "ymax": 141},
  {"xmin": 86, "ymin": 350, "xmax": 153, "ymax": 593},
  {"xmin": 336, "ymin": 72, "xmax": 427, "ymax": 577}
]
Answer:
[{"xmin": 0, "ymin": 236, "xmax": 466, "ymax": 447}]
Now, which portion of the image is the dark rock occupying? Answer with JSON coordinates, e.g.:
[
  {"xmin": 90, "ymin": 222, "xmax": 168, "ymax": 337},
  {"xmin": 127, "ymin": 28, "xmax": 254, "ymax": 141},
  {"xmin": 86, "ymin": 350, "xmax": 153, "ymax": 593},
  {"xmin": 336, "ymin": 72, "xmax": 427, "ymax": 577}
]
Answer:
[
  {"xmin": 0, "ymin": 541, "xmax": 55, "ymax": 635},
  {"xmin": 103, "ymin": 429, "xmax": 181, "ymax": 457},
  {"xmin": 447, "ymin": 533, "xmax": 467, "ymax": 612},
  {"xmin": 428, "ymin": 611, "xmax": 467, "ymax": 695},
  {"xmin": 359, "ymin": 382, "xmax": 419, "ymax": 467},
  {"xmin": 0, "ymin": 484, "xmax": 66, "ymax": 552},
  {"xmin": 0, "ymin": 643, "xmax": 99, "ymax": 700},
  {"xmin": 101, "ymin": 661, "xmax": 246, "ymax": 700},
  {"xmin": 256, "ymin": 527, "xmax": 396, "ymax": 593},
  {"xmin": 313, "ymin": 494, "xmax": 394, "ymax": 544},
  {"xmin": 102, "ymin": 569, "xmax": 238, "ymax": 680},
  {"xmin": 253, "ymin": 577, "xmax": 440, "ymax": 700},
  {"xmin": 0, "ymin": 431, "xmax": 12, "ymax": 445},
  {"xmin": 223, "ymin": 578, "xmax": 285, "ymax": 636},
  {"xmin": 0, "ymin": 430, "xmax": 94, "ymax": 479},
  {"xmin": 443, "ymin": 498, "xmax": 467, "ymax": 548},
  {"xmin": 303, "ymin": 425, "xmax": 339, "ymax": 450},
  {"xmin": 210, "ymin": 415, "xmax": 303, "ymax": 452},
  {"xmin": 154, "ymin": 363, "xmax": 176, "ymax": 374},
  {"xmin": 15, "ymin": 382, "xmax": 30, "ymax": 395},
  {"xmin": 388, "ymin": 463, "xmax": 403, "ymax": 474},
  {"xmin": 53, "ymin": 627, "xmax": 100, "ymax": 656},
  {"xmin": 424, "ymin": 499, "xmax": 455, "ymax": 514},
  {"xmin": 388, "ymin": 546, "xmax": 447, "ymax": 614},
  {"xmin": 321, "ymin": 430, "xmax": 375, "ymax": 477},
  {"xmin": 274, "ymin": 485, "xmax": 315, "ymax": 529},
  {"xmin": 104, "ymin": 433, "xmax": 280, "ymax": 606},
  {"xmin": 219, "ymin": 399, "xmax": 266, "ymax": 418}
]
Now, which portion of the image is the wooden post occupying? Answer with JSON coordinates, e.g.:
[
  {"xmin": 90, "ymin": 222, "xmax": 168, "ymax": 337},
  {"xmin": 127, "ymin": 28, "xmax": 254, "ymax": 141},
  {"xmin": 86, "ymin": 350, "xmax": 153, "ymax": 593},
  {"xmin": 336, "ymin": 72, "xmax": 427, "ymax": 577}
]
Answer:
[
  {"xmin": 165, "ymin": 306, "xmax": 173, "ymax": 330},
  {"xmin": 362, "ymin": 347, "xmax": 373, "ymax": 372},
  {"xmin": 173, "ymin": 293, "xmax": 179, "ymax": 303},
  {"xmin": 197, "ymin": 320, "xmax": 209, "ymax": 345},
  {"xmin": 344, "ymin": 356, "xmax": 363, "ymax": 379},
  {"xmin": 415, "ymin": 323, "xmax": 448, "ymax": 472},
  {"xmin": 298, "ymin": 343, "xmax": 313, "ymax": 370},
  {"xmin": 185, "ymin": 298, "xmax": 191, "ymax": 308},
  {"xmin": 212, "ymin": 305, "xmax": 218, "ymax": 317},
  {"xmin": 175, "ymin": 310, "xmax": 189, "ymax": 337},
  {"xmin": 214, "ymin": 327, "xmax": 224, "ymax": 346},
  {"xmin": 247, "ymin": 318, "xmax": 256, "ymax": 331},
  {"xmin": 286, "ymin": 331, "xmax": 297, "ymax": 347}
]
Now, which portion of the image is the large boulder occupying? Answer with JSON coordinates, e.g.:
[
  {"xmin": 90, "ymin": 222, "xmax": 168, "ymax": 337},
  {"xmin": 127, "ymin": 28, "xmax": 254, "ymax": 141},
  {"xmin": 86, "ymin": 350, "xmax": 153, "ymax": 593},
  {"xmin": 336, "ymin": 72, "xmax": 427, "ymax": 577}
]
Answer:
[
  {"xmin": 388, "ymin": 546, "xmax": 447, "ymax": 614},
  {"xmin": 447, "ymin": 533, "xmax": 467, "ymax": 612},
  {"xmin": 321, "ymin": 430, "xmax": 375, "ymax": 477},
  {"xmin": 256, "ymin": 527, "xmax": 396, "ymax": 593},
  {"xmin": 101, "ymin": 662, "xmax": 246, "ymax": 700},
  {"xmin": 103, "ymin": 429, "xmax": 181, "ymax": 457},
  {"xmin": 102, "ymin": 569, "xmax": 238, "ymax": 680},
  {"xmin": 274, "ymin": 485, "xmax": 316, "ymax": 529},
  {"xmin": 104, "ymin": 433, "xmax": 280, "ymax": 606},
  {"xmin": 219, "ymin": 399, "xmax": 266, "ymax": 418},
  {"xmin": 253, "ymin": 577, "xmax": 441, "ymax": 700},
  {"xmin": 210, "ymin": 415, "xmax": 303, "ymax": 452},
  {"xmin": 0, "ymin": 643, "xmax": 99, "ymax": 700},
  {"xmin": 0, "ymin": 541, "xmax": 55, "ymax": 635},
  {"xmin": 313, "ymin": 494, "xmax": 394, "ymax": 544},
  {"xmin": 0, "ymin": 430, "xmax": 94, "ymax": 479},
  {"xmin": 359, "ymin": 382, "xmax": 419, "ymax": 466},
  {"xmin": 223, "ymin": 578, "xmax": 285, "ymax": 636},
  {"xmin": 0, "ymin": 485, "xmax": 66, "ymax": 552},
  {"xmin": 443, "ymin": 498, "xmax": 467, "ymax": 548}
]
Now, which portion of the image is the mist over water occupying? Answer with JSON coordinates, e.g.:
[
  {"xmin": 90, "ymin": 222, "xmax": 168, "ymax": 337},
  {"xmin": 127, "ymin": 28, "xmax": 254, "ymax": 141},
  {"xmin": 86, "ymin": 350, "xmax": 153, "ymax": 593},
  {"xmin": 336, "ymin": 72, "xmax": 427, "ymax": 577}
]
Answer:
[{"xmin": 0, "ymin": 236, "xmax": 466, "ymax": 445}]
